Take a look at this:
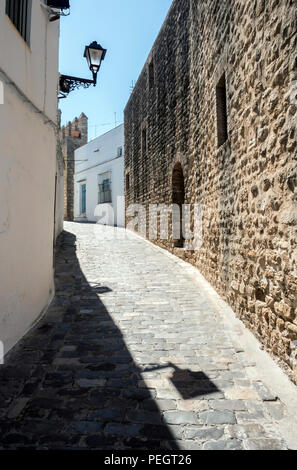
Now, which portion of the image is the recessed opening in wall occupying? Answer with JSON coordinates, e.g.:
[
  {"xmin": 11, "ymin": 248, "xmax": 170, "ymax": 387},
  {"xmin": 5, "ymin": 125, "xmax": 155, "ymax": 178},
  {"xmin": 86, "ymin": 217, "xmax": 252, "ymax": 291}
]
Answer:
[
  {"xmin": 142, "ymin": 126, "xmax": 147, "ymax": 158},
  {"xmin": 216, "ymin": 73, "xmax": 228, "ymax": 147},
  {"xmin": 172, "ymin": 163, "xmax": 185, "ymax": 248},
  {"xmin": 72, "ymin": 130, "xmax": 81, "ymax": 139},
  {"xmin": 126, "ymin": 173, "xmax": 130, "ymax": 192},
  {"xmin": 149, "ymin": 58, "xmax": 155, "ymax": 89},
  {"xmin": 255, "ymin": 288, "xmax": 265, "ymax": 302}
]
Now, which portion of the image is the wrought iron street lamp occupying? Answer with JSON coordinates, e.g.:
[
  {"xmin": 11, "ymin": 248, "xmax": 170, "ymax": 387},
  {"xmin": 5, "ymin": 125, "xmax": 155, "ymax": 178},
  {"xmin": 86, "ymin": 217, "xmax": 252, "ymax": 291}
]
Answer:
[
  {"xmin": 84, "ymin": 41, "xmax": 107, "ymax": 85},
  {"xmin": 59, "ymin": 41, "xmax": 107, "ymax": 99}
]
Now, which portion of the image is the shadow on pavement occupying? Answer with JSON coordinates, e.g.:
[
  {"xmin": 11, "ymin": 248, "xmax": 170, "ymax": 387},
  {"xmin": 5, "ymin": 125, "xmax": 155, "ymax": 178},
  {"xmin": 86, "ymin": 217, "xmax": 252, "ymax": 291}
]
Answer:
[
  {"xmin": 142, "ymin": 364, "xmax": 220, "ymax": 401},
  {"xmin": 0, "ymin": 230, "xmax": 220, "ymax": 450}
]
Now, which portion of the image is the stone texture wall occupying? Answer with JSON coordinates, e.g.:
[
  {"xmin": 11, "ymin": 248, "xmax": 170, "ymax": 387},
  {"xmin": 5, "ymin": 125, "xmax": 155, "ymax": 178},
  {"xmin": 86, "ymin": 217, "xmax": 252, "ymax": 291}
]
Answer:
[
  {"xmin": 55, "ymin": 109, "xmax": 65, "ymax": 241},
  {"xmin": 59, "ymin": 113, "xmax": 88, "ymax": 221},
  {"xmin": 124, "ymin": 0, "xmax": 297, "ymax": 383}
]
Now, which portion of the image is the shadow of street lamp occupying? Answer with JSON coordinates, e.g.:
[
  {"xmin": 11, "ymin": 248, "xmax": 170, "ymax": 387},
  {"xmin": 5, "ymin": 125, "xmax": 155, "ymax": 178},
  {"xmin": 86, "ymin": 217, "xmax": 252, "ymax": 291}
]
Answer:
[{"xmin": 142, "ymin": 362, "xmax": 220, "ymax": 400}]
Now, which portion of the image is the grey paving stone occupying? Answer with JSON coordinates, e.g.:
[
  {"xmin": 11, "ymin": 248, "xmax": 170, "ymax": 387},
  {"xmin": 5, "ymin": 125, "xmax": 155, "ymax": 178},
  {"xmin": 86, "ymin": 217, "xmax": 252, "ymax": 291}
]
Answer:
[
  {"xmin": 126, "ymin": 410, "xmax": 162, "ymax": 424},
  {"xmin": 7, "ymin": 398, "xmax": 30, "ymax": 419},
  {"xmin": 154, "ymin": 399, "xmax": 177, "ymax": 410},
  {"xmin": 236, "ymin": 409, "xmax": 265, "ymax": 423},
  {"xmin": 104, "ymin": 423, "xmax": 142, "ymax": 437},
  {"xmin": 184, "ymin": 426, "xmax": 224, "ymax": 441},
  {"xmin": 76, "ymin": 378, "xmax": 106, "ymax": 388},
  {"xmin": 199, "ymin": 411, "xmax": 236, "ymax": 425},
  {"xmin": 156, "ymin": 389, "xmax": 179, "ymax": 400},
  {"xmin": 243, "ymin": 438, "xmax": 287, "ymax": 450},
  {"xmin": 210, "ymin": 400, "xmax": 247, "ymax": 411},
  {"xmin": 166, "ymin": 425, "xmax": 184, "ymax": 440},
  {"xmin": 140, "ymin": 424, "xmax": 177, "ymax": 440},
  {"xmin": 203, "ymin": 439, "xmax": 243, "ymax": 450},
  {"xmin": 163, "ymin": 411, "xmax": 199, "ymax": 425},
  {"xmin": 263, "ymin": 402, "xmax": 285, "ymax": 421},
  {"xmin": 225, "ymin": 424, "xmax": 266, "ymax": 440},
  {"xmin": 84, "ymin": 435, "xmax": 118, "ymax": 449},
  {"xmin": 177, "ymin": 441, "xmax": 203, "ymax": 450},
  {"xmin": 253, "ymin": 382, "xmax": 278, "ymax": 402},
  {"xmin": 88, "ymin": 409, "xmax": 125, "ymax": 422},
  {"xmin": 67, "ymin": 421, "xmax": 103, "ymax": 433}
]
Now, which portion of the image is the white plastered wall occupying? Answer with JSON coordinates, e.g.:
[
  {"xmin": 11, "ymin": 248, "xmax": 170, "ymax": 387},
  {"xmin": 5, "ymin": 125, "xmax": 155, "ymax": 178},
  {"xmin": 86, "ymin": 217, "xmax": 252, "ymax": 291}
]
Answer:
[
  {"xmin": 74, "ymin": 125, "xmax": 125, "ymax": 227},
  {"xmin": 0, "ymin": 0, "xmax": 60, "ymax": 353}
]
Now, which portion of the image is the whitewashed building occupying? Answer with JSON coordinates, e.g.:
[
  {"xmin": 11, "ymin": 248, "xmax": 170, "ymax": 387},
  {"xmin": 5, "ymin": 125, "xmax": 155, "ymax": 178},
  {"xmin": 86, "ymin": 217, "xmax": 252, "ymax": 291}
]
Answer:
[
  {"xmin": 74, "ymin": 124, "xmax": 125, "ymax": 227},
  {"xmin": 0, "ymin": 1, "xmax": 61, "ymax": 353}
]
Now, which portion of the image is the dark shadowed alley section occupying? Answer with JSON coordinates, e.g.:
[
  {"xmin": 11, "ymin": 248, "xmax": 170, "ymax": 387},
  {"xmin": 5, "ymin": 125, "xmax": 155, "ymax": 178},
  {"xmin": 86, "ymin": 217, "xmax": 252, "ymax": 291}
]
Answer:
[{"xmin": 0, "ymin": 230, "xmax": 181, "ymax": 450}]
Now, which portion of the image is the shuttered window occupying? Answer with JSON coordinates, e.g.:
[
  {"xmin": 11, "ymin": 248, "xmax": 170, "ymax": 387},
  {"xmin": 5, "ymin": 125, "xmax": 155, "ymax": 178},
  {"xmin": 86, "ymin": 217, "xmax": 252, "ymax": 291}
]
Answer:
[
  {"xmin": 6, "ymin": 0, "xmax": 32, "ymax": 44},
  {"xmin": 81, "ymin": 183, "xmax": 86, "ymax": 214},
  {"xmin": 98, "ymin": 172, "xmax": 112, "ymax": 204}
]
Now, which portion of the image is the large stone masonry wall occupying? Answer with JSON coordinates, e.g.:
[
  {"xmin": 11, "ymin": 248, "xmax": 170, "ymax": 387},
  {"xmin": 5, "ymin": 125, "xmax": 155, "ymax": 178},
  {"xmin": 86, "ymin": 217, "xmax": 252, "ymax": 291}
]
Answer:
[{"xmin": 124, "ymin": 0, "xmax": 297, "ymax": 383}]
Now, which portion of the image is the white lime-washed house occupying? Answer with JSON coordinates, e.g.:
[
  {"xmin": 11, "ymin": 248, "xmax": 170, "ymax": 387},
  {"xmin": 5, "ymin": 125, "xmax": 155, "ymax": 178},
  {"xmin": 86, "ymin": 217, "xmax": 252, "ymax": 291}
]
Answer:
[
  {"xmin": 0, "ymin": 0, "xmax": 62, "ymax": 353},
  {"xmin": 74, "ymin": 124, "xmax": 125, "ymax": 227}
]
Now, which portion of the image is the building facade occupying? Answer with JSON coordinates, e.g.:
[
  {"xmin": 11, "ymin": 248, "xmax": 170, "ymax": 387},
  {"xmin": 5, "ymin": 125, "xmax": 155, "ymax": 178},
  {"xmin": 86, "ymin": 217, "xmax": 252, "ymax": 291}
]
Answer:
[
  {"xmin": 0, "ymin": 0, "xmax": 60, "ymax": 353},
  {"xmin": 74, "ymin": 124, "xmax": 125, "ymax": 227},
  {"xmin": 124, "ymin": 0, "xmax": 297, "ymax": 382},
  {"xmin": 59, "ymin": 113, "xmax": 88, "ymax": 221}
]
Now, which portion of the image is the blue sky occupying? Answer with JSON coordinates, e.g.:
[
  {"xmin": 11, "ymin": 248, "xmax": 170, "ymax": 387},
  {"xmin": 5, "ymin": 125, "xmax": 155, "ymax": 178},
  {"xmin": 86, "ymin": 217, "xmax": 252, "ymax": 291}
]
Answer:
[{"xmin": 59, "ymin": 0, "xmax": 173, "ymax": 141}]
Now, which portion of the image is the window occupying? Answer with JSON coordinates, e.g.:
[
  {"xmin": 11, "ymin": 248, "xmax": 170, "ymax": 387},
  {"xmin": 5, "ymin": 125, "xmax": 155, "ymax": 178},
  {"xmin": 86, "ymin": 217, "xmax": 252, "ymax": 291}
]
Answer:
[
  {"xmin": 72, "ymin": 130, "xmax": 81, "ymax": 139},
  {"xmin": 141, "ymin": 125, "xmax": 147, "ymax": 157},
  {"xmin": 98, "ymin": 172, "xmax": 112, "ymax": 204},
  {"xmin": 6, "ymin": 0, "xmax": 32, "ymax": 44},
  {"xmin": 117, "ymin": 146, "xmax": 123, "ymax": 158},
  {"xmin": 148, "ymin": 58, "xmax": 155, "ymax": 89},
  {"xmin": 80, "ymin": 183, "xmax": 86, "ymax": 214},
  {"xmin": 216, "ymin": 73, "xmax": 228, "ymax": 147}
]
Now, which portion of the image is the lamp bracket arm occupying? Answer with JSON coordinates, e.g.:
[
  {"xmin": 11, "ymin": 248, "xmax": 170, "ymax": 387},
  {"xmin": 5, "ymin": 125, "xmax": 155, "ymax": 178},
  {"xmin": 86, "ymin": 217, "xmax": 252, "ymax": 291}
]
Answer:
[{"xmin": 60, "ymin": 74, "xmax": 94, "ymax": 85}]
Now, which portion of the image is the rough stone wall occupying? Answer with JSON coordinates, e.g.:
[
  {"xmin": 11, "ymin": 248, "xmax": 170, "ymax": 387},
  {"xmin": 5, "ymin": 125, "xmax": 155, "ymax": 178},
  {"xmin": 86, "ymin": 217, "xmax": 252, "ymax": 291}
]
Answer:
[
  {"xmin": 59, "ymin": 113, "xmax": 88, "ymax": 221},
  {"xmin": 55, "ymin": 109, "xmax": 65, "ymax": 241},
  {"xmin": 124, "ymin": 0, "xmax": 297, "ymax": 383}
]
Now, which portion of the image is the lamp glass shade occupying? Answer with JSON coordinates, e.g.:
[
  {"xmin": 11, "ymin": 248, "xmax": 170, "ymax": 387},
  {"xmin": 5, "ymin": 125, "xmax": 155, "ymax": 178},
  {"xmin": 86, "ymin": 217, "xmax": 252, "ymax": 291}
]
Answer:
[{"xmin": 84, "ymin": 42, "xmax": 106, "ymax": 73}]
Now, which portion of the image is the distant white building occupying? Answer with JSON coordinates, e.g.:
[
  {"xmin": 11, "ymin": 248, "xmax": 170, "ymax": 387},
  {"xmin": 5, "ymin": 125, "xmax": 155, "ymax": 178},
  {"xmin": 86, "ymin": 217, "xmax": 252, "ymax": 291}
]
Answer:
[{"xmin": 74, "ymin": 124, "xmax": 125, "ymax": 227}]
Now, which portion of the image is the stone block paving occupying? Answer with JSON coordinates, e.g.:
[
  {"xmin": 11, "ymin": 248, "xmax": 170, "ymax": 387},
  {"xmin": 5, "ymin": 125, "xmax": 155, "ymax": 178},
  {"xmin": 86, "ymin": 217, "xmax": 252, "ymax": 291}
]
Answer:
[{"xmin": 0, "ymin": 223, "xmax": 293, "ymax": 450}]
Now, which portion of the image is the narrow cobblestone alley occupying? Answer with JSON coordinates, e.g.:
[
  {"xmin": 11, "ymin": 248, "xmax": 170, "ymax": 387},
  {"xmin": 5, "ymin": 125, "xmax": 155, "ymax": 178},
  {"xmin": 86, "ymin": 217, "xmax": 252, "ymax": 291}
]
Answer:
[{"xmin": 0, "ymin": 222, "xmax": 297, "ymax": 450}]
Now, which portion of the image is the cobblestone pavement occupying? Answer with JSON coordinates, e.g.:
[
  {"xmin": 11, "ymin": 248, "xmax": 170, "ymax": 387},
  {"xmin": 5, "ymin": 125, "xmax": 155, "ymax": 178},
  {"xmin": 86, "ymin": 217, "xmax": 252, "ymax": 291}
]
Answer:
[{"xmin": 0, "ymin": 222, "xmax": 296, "ymax": 450}]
